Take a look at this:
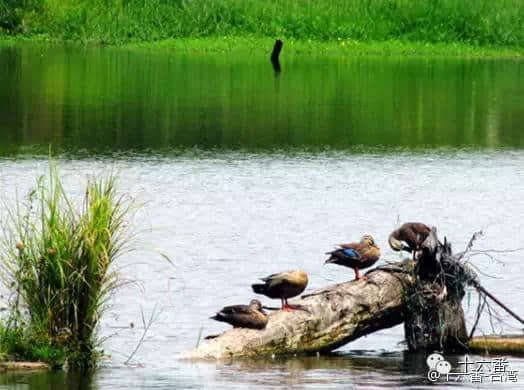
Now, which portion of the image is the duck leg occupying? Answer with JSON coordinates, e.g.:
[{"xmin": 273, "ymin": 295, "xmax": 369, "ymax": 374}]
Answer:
[
  {"xmin": 282, "ymin": 298, "xmax": 294, "ymax": 311},
  {"xmin": 282, "ymin": 298, "xmax": 309, "ymax": 312}
]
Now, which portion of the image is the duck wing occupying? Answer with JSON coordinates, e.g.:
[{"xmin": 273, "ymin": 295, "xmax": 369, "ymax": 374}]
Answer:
[
  {"xmin": 260, "ymin": 270, "xmax": 295, "ymax": 283},
  {"xmin": 338, "ymin": 242, "xmax": 360, "ymax": 251},
  {"xmin": 220, "ymin": 304, "xmax": 253, "ymax": 315}
]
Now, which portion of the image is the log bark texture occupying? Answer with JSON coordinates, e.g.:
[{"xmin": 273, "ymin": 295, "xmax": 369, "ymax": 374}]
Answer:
[
  {"xmin": 404, "ymin": 230, "xmax": 469, "ymax": 352},
  {"xmin": 180, "ymin": 263, "xmax": 411, "ymax": 359}
]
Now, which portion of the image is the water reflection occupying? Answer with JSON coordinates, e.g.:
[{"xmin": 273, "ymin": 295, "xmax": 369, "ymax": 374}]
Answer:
[
  {"xmin": 1, "ymin": 43, "xmax": 524, "ymax": 389},
  {"xmin": 0, "ymin": 43, "xmax": 523, "ymax": 156},
  {"xmin": 0, "ymin": 369, "xmax": 94, "ymax": 389},
  {"xmin": 181, "ymin": 351, "xmax": 501, "ymax": 389}
]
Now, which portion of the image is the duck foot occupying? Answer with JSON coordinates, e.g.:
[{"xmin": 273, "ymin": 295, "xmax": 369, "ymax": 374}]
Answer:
[{"xmin": 282, "ymin": 304, "xmax": 310, "ymax": 313}]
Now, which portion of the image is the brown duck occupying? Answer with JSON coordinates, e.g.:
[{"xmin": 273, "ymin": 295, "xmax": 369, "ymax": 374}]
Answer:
[
  {"xmin": 251, "ymin": 270, "xmax": 308, "ymax": 311},
  {"xmin": 210, "ymin": 299, "xmax": 268, "ymax": 329},
  {"xmin": 388, "ymin": 222, "xmax": 431, "ymax": 261},
  {"xmin": 325, "ymin": 234, "xmax": 380, "ymax": 280}
]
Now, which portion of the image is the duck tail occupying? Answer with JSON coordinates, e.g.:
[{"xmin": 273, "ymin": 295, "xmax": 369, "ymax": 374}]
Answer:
[
  {"xmin": 251, "ymin": 283, "xmax": 266, "ymax": 295},
  {"xmin": 210, "ymin": 313, "xmax": 224, "ymax": 322}
]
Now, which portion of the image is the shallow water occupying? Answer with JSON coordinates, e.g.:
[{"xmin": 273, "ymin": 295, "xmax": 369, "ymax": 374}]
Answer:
[{"xmin": 1, "ymin": 43, "xmax": 524, "ymax": 389}]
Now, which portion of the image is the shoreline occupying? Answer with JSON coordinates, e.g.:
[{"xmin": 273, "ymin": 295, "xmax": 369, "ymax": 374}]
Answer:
[{"xmin": 1, "ymin": 35, "xmax": 523, "ymax": 59}]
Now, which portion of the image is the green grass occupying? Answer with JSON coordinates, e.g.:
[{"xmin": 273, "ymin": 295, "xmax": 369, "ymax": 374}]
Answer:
[
  {"xmin": 0, "ymin": 0, "xmax": 523, "ymax": 49},
  {"xmin": 123, "ymin": 36, "xmax": 524, "ymax": 58},
  {"xmin": 0, "ymin": 324, "xmax": 65, "ymax": 367},
  {"xmin": 0, "ymin": 162, "xmax": 133, "ymax": 368}
]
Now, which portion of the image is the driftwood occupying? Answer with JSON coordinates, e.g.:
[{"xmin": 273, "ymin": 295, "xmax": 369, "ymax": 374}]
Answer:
[
  {"xmin": 469, "ymin": 335, "xmax": 524, "ymax": 355},
  {"xmin": 0, "ymin": 361, "xmax": 50, "ymax": 372},
  {"xmin": 181, "ymin": 263, "xmax": 411, "ymax": 359},
  {"xmin": 181, "ymin": 229, "xmax": 520, "ymax": 360}
]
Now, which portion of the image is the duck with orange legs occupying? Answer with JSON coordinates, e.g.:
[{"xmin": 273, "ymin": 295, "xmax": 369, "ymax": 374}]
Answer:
[
  {"xmin": 325, "ymin": 234, "xmax": 381, "ymax": 281},
  {"xmin": 251, "ymin": 270, "xmax": 308, "ymax": 311}
]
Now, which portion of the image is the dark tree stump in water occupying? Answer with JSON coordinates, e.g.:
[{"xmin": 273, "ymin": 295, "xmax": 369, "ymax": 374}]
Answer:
[
  {"xmin": 404, "ymin": 228, "xmax": 469, "ymax": 352},
  {"xmin": 270, "ymin": 39, "xmax": 283, "ymax": 73}
]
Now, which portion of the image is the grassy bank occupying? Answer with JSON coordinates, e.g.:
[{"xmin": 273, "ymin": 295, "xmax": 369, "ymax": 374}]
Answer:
[
  {"xmin": 0, "ymin": 164, "xmax": 132, "ymax": 369},
  {"xmin": 123, "ymin": 36, "xmax": 524, "ymax": 58},
  {"xmin": 1, "ymin": 0, "xmax": 523, "ymax": 50}
]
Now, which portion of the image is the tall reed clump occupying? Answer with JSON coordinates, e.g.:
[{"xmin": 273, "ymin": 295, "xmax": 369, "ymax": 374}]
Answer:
[{"xmin": 0, "ymin": 164, "xmax": 132, "ymax": 368}]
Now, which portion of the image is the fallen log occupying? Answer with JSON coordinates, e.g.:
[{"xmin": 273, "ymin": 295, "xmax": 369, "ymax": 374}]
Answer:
[
  {"xmin": 181, "ymin": 262, "xmax": 412, "ymax": 359},
  {"xmin": 469, "ymin": 335, "xmax": 524, "ymax": 355},
  {"xmin": 181, "ymin": 229, "xmax": 481, "ymax": 360},
  {"xmin": 0, "ymin": 361, "xmax": 50, "ymax": 372}
]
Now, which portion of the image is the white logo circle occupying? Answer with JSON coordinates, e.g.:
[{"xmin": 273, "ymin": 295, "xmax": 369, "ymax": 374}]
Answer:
[
  {"xmin": 426, "ymin": 353, "xmax": 444, "ymax": 369},
  {"xmin": 436, "ymin": 360, "xmax": 451, "ymax": 374}
]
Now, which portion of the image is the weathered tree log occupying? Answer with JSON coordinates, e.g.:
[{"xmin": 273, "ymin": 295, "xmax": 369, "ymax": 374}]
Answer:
[
  {"xmin": 404, "ymin": 229, "xmax": 469, "ymax": 352},
  {"xmin": 181, "ymin": 263, "xmax": 412, "ymax": 359},
  {"xmin": 181, "ymin": 229, "xmax": 474, "ymax": 360},
  {"xmin": 469, "ymin": 335, "xmax": 524, "ymax": 354}
]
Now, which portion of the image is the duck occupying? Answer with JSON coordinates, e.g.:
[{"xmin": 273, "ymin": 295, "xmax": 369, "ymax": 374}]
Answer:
[
  {"xmin": 324, "ymin": 234, "xmax": 380, "ymax": 280},
  {"xmin": 251, "ymin": 270, "xmax": 308, "ymax": 311},
  {"xmin": 210, "ymin": 299, "xmax": 268, "ymax": 329},
  {"xmin": 388, "ymin": 222, "xmax": 431, "ymax": 261}
]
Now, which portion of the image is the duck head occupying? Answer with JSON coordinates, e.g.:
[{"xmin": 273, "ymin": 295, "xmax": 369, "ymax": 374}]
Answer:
[
  {"xmin": 249, "ymin": 299, "xmax": 264, "ymax": 312},
  {"xmin": 388, "ymin": 231, "xmax": 411, "ymax": 252},
  {"xmin": 361, "ymin": 234, "xmax": 379, "ymax": 248}
]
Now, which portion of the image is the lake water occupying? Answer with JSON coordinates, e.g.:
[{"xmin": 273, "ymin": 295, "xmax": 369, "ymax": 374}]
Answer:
[{"xmin": 1, "ymin": 42, "xmax": 524, "ymax": 389}]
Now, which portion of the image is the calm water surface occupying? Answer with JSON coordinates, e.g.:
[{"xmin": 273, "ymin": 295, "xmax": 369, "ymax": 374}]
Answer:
[{"xmin": 0, "ymin": 43, "xmax": 524, "ymax": 389}]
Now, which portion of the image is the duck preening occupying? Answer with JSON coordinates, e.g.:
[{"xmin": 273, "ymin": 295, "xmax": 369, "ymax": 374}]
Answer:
[
  {"xmin": 388, "ymin": 222, "xmax": 431, "ymax": 261},
  {"xmin": 324, "ymin": 234, "xmax": 380, "ymax": 280},
  {"xmin": 251, "ymin": 270, "xmax": 308, "ymax": 311},
  {"xmin": 210, "ymin": 299, "xmax": 268, "ymax": 329}
]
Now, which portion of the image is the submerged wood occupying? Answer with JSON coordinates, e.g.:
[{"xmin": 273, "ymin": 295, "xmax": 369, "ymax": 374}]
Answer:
[
  {"xmin": 180, "ymin": 262, "xmax": 411, "ymax": 359},
  {"xmin": 0, "ymin": 361, "xmax": 51, "ymax": 372},
  {"xmin": 469, "ymin": 335, "xmax": 524, "ymax": 355},
  {"xmin": 270, "ymin": 39, "xmax": 283, "ymax": 73}
]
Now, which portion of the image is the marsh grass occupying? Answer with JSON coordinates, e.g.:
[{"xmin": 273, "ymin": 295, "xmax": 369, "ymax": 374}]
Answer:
[
  {"xmin": 1, "ymin": 0, "xmax": 523, "ymax": 48},
  {"xmin": 0, "ymin": 163, "xmax": 133, "ymax": 368}
]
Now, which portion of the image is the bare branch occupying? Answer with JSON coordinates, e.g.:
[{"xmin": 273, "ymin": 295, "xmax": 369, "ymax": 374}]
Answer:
[{"xmin": 124, "ymin": 304, "xmax": 162, "ymax": 365}]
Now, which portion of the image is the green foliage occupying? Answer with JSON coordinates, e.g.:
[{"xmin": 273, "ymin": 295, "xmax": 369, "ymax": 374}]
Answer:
[
  {"xmin": 0, "ymin": 323, "xmax": 65, "ymax": 366},
  {"xmin": 1, "ymin": 0, "xmax": 523, "ymax": 47},
  {"xmin": 0, "ymin": 0, "xmax": 43, "ymax": 34},
  {"xmin": 0, "ymin": 162, "xmax": 132, "ymax": 368}
]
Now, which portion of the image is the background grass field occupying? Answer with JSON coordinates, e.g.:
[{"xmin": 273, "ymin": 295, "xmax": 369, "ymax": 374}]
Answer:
[{"xmin": 1, "ymin": 0, "xmax": 523, "ymax": 47}]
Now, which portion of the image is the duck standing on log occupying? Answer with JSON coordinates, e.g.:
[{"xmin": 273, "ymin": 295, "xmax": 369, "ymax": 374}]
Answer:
[
  {"xmin": 388, "ymin": 222, "xmax": 431, "ymax": 261},
  {"xmin": 252, "ymin": 270, "xmax": 308, "ymax": 311},
  {"xmin": 324, "ymin": 234, "xmax": 380, "ymax": 280},
  {"xmin": 210, "ymin": 299, "xmax": 268, "ymax": 329}
]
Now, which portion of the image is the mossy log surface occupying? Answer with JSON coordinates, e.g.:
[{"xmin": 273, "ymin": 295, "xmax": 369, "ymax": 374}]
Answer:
[
  {"xmin": 469, "ymin": 335, "xmax": 524, "ymax": 355},
  {"xmin": 180, "ymin": 263, "xmax": 411, "ymax": 360},
  {"xmin": 0, "ymin": 361, "xmax": 51, "ymax": 372}
]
